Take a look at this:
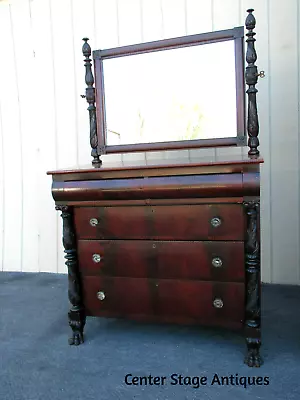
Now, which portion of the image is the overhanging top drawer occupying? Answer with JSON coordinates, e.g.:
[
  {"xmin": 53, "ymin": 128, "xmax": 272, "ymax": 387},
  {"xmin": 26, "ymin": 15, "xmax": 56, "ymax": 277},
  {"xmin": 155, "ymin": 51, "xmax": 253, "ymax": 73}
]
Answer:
[
  {"xmin": 74, "ymin": 204, "xmax": 244, "ymax": 240},
  {"xmin": 52, "ymin": 173, "xmax": 245, "ymax": 202}
]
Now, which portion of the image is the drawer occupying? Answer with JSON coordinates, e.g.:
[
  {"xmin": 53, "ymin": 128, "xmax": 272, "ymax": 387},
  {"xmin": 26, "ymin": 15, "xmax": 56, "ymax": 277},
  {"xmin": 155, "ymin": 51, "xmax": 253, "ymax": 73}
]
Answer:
[
  {"xmin": 78, "ymin": 240, "xmax": 244, "ymax": 282},
  {"xmin": 82, "ymin": 276, "xmax": 244, "ymax": 329},
  {"xmin": 74, "ymin": 204, "xmax": 244, "ymax": 240}
]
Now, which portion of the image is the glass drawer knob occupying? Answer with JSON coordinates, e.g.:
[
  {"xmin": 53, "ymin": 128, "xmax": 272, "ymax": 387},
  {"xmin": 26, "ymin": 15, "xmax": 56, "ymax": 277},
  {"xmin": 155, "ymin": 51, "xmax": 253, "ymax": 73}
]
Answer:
[
  {"xmin": 97, "ymin": 291, "xmax": 105, "ymax": 301},
  {"xmin": 211, "ymin": 217, "xmax": 222, "ymax": 228},
  {"xmin": 89, "ymin": 218, "xmax": 99, "ymax": 227},
  {"xmin": 92, "ymin": 254, "xmax": 101, "ymax": 263},
  {"xmin": 212, "ymin": 257, "xmax": 223, "ymax": 268},
  {"xmin": 213, "ymin": 298, "xmax": 224, "ymax": 308}
]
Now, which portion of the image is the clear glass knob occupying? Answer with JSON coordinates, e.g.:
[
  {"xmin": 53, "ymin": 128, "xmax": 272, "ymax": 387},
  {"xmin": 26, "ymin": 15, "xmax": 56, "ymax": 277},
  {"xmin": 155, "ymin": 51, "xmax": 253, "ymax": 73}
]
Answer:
[
  {"xmin": 89, "ymin": 218, "xmax": 99, "ymax": 227},
  {"xmin": 212, "ymin": 257, "xmax": 223, "ymax": 268},
  {"xmin": 97, "ymin": 291, "xmax": 105, "ymax": 301},
  {"xmin": 213, "ymin": 298, "xmax": 224, "ymax": 308},
  {"xmin": 92, "ymin": 254, "xmax": 101, "ymax": 263},
  {"xmin": 211, "ymin": 217, "xmax": 222, "ymax": 228}
]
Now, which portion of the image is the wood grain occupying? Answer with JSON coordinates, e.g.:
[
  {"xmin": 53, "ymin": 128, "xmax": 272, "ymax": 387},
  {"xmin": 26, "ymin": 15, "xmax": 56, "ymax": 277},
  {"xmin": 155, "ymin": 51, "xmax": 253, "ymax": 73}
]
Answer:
[
  {"xmin": 77, "ymin": 240, "xmax": 245, "ymax": 282},
  {"xmin": 52, "ymin": 173, "xmax": 246, "ymax": 202},
  {"xmin": 82, "ymin": 276, "xmax": 245, "ymax": 329},
  {"xmin": 74, "ymin": 204, "xmax": 244, "ymax": 240}
]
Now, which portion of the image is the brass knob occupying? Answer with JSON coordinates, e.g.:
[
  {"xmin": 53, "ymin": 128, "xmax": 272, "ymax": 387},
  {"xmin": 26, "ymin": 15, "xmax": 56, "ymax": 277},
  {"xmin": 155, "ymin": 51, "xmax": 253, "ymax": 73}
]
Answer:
[
  {"xmin": 257, "ymin": 70, "xmax": 265, "ymax": 78},
  {"xmin": 92, "ymin": 254, "xmax": 101, "ymax": 263},
  {"xmin": 89, "ymin": 218, "xmax": 99, "ymax": 227},
  {"xmin": 97, "ymin": 291, "xmax": 105, "ymax": 301},
  {"xmin": 213, "ymin": 298, "xmax": 224, "ymax": 308},
  {"xmin": 212, "ymin": 257, "xmax": 223, "ymax": 268},
  {"xmin": 210, "ymin": 217, "xmax": 222, "ymax": 228}
]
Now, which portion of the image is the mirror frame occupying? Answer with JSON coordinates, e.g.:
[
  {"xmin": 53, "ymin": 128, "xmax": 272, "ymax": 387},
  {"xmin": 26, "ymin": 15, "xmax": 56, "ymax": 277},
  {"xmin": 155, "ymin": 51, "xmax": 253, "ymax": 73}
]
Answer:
[{"xmin": 92, "ymin": 26, "xmax": 245, "ymax": 155}]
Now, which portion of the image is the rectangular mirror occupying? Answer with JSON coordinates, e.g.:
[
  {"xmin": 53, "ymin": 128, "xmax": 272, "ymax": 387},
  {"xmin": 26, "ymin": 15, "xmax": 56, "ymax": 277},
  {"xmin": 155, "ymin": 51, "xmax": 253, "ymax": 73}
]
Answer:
[{"xmin": 93, "ymin": 27, "xmax": 245, "ymax": 154}]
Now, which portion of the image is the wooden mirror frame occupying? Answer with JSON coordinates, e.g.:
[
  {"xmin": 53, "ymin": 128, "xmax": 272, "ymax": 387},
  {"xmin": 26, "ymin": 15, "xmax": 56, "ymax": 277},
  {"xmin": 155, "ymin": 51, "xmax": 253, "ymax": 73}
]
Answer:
[{"xmin": 82, "ymin": 9, "xmax": 261, "ymax": 167}]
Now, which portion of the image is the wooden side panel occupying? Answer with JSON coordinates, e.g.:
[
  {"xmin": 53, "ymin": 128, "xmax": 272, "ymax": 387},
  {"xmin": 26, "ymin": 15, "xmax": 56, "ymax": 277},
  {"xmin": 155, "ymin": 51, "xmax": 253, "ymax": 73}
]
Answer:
[
  {"xmin": 82, "ymin": 276, "xmax": 244, "ymax": 329},
  {"xmin": 74, "ymin": 204, "xmax": 244, "ymax": 240},
  {"xmin": 77, "ymin": 240, "xmax": 245, "ymax": 282}
]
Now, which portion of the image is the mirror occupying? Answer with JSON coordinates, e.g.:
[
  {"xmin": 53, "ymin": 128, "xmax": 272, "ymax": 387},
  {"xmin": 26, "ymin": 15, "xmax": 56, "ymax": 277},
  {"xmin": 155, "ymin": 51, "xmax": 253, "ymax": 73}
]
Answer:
[
  {"xmin": 103, "ymin": 41, "xmax": 237, "ymax": 146},
  {"xmin": 93, "ymin": 27, "xmax": 245, "ymax": 153}
]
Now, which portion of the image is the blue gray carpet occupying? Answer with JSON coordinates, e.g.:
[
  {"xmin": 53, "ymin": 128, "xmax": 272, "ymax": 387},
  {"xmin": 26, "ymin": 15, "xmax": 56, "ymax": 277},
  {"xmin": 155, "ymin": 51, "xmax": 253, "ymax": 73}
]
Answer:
[{"xmin": 0, "ymin": 272, "xmax": 299, "ymax": 400}]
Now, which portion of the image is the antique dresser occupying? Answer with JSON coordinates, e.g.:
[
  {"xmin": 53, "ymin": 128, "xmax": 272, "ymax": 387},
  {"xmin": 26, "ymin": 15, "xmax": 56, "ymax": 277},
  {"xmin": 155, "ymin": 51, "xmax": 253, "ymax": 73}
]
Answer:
[{"xmin": 48, "ymin": 9, "xmax": 264, "ymax": 367}]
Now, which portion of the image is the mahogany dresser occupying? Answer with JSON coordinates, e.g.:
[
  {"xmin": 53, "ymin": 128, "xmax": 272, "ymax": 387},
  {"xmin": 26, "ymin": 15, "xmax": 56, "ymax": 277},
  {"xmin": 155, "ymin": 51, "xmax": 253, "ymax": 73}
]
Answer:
[{"xmin": 48, "ymin": 9, "xmax": 264, "ymax": 367}]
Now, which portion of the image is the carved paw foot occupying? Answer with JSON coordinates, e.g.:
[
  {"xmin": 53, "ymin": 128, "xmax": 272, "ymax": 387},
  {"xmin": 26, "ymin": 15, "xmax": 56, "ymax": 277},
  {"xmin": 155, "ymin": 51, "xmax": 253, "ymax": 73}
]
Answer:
[
  {"xmin": 68, "ymin": 331, "xmax": 84, "ymax": 346},
  {"xmin": 244, "ymin": 348, "xmax": 263, "ymax": 367},
  {"xmin": 68, "ymin": 309, "xmax": 86, "ymax": 346}
]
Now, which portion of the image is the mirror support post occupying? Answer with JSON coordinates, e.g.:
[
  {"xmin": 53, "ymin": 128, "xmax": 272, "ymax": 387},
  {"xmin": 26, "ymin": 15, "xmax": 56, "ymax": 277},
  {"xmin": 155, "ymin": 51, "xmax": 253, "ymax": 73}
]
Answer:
[
  {"xmin": 82, "ymin": 38, "xmax": 102, "ymax": 167},
  {"xmin": 245, "ymin": 9, "xmax": 260, "ymax": 156}
]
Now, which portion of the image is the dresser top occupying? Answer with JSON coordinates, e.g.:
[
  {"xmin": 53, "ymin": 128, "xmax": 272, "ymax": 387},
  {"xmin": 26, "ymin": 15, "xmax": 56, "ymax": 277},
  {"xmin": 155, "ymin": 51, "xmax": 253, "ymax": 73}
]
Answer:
[{"xmin": 47, "ymin": 148, "xmax": 263, "ymax": 179}]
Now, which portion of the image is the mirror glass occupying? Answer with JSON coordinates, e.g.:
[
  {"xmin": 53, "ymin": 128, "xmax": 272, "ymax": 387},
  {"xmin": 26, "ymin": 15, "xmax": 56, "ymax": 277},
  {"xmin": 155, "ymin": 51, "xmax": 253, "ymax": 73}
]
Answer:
[{"xmin": 102, "ymin": 40, "xmax": 237, "ymax": 146}]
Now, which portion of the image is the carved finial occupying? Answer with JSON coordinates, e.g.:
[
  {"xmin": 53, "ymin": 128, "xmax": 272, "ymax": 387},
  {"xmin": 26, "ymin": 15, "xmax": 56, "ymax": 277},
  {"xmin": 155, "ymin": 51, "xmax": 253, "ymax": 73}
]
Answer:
[
  {"xmin": 246, "ymin": 9, "xmax": 255, "ymax": 30},
  {"xmin": 245, "ymin": 9, "xmax": 260, "ymax": 156},
  {"xmin": 82, "ymin": 38, "xmax": 102, "ymax": 167}
]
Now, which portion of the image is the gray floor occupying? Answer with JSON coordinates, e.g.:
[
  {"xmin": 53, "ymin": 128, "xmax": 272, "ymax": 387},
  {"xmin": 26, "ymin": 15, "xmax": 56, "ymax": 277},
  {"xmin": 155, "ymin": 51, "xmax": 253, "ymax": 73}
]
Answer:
[{"xmin": 0, "ymin": 272, "xmax": 300, "ymax": 400}]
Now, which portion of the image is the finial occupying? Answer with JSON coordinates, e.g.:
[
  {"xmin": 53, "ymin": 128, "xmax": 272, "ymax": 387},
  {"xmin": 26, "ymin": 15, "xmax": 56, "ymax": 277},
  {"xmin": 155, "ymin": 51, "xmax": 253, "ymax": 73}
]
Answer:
[{"xmin": 246, "ymin": 9, "xmax": 256, "ymax": 31}]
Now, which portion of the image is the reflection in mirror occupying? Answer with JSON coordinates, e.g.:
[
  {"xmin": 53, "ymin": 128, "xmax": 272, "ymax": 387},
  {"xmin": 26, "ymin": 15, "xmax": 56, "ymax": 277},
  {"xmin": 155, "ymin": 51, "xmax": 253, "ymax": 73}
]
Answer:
[{"xmin": 102, "ymin": 40, "xmax": 237, "ymax": 146}]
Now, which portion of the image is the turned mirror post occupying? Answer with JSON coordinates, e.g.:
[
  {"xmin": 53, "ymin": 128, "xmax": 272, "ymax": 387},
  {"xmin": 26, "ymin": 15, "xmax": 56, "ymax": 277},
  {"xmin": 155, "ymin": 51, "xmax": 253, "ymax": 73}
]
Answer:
[
  {"xmin": 82, "ymin": 38, "xmax": 102, "ymax": 167},
  {"xmin": 245, "ymin": 8, "xmax": 263, "ymax": 156}
]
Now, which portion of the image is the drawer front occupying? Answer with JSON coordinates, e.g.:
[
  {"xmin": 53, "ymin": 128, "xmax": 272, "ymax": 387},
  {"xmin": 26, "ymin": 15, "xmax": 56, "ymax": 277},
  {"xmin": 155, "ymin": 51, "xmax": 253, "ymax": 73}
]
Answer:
[
  {"xmin": 74, "ymin": 204, "xmax": 244, "ymax": 240},
  {"xmin": 82, "ymin": 276, "xmax": 244, "ymax": 329},
  {"xmin": 78, "ymin": 240, "xmax": 244, "ymax": 282}
]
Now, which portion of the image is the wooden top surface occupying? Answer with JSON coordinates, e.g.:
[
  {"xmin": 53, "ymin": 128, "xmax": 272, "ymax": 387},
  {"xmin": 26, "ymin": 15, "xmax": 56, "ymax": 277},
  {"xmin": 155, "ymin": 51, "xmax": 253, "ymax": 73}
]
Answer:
[{"xmin": 47, "ymin": 148, "xmax": 263, "ymax": 176}]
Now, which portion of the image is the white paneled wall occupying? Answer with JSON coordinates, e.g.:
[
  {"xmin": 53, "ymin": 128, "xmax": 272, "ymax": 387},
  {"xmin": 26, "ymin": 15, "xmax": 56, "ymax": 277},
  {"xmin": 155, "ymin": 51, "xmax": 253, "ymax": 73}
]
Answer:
[{"xmin": 0, "ymin": 0, "xmax": 299, "ymax": 284}]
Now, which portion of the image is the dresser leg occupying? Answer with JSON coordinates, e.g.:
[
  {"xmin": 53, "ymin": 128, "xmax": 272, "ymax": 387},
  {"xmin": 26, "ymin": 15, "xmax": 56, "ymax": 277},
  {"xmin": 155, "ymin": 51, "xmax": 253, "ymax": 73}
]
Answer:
[
  {"xmin": 56, "ymin": 205, "xmax": 86, "ymax": 346},
  {"xmin": 68, "ymin": 307, "xmax": 86, "ymax": 345},
  {"xmin": 245, "ymin": 337, "xmax": 262, "ymax": 367},
  {"xmin": 243, "ymin": 201, "xmax": 262, "ymax": 367}
]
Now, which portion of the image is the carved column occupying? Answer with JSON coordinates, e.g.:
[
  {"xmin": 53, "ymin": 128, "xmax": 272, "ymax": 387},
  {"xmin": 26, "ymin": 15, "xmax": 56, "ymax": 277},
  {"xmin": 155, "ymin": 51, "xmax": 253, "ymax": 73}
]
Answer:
[
  {"xmin": 245, "ymin": 9, "xmax": 260, "ymax": 156},
  {"xmin": 82, "ymin": 38, "xmax": 102, "ymax": 167},
  {"xmin": 56, "ymin": 205, "xmax": 86, "ymax": 345},
  {"xmin": 243, "ymin": 200, "xmax": 262, "ymax": 367}
]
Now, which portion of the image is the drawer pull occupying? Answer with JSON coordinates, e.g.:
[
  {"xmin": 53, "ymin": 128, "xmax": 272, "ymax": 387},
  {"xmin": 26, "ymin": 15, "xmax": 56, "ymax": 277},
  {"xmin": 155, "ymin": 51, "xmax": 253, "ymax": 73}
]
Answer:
[
  {"xmin": 89, "ymin": 218, "xmax": 99, "ymax": 227},
  {"xmin": 212, "ymin": 257, "xmax": 223, "ymax": 268},
  {"xmin": 97, "ymin": 291, "xmax": 105, "ymax": 301},
  {"xmin": 92, "ymin": 254, "xmax": 101, "ymax": 263},
  {"xmin": 210, "ymin": 217, "xmax": 222, "ymax": 228},
  {"xmin": 213, "ymin": 298, "xmax": 224, "ymax": 308}
]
